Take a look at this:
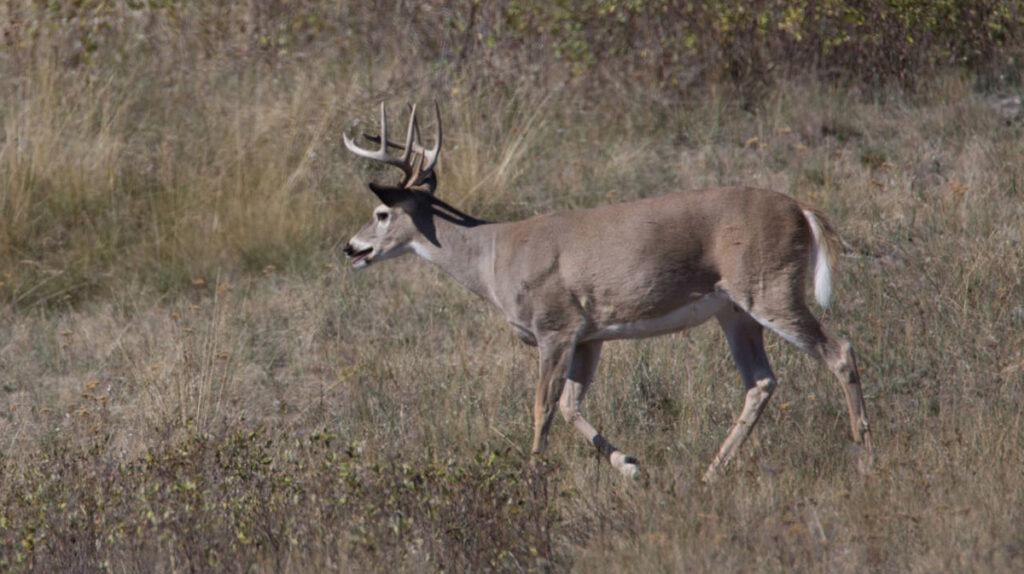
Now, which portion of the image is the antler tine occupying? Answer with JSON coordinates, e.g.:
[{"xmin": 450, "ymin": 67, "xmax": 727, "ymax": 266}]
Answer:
[
  {"xmin": 400, "ymin": 103, "xmax": 417, "ymax": 166},
  {"xmin": 419, "ymin": 101, "xmax": 442, "ymax": 176},
  {"xmin": 376, "ymin": 101, "xmax": 388, "ymax": 155},
  {"xmin": 363, "ymin": 102, "xmax": 441, "ymax": 168},
  {"xmin": 343, "ymin": 102, "xmax": 416, "ymax": 186}
]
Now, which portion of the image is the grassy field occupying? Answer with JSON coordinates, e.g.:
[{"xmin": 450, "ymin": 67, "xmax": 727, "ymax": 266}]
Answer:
[{"xmin": 2, "ymin": 2, "xmax": 1023, "ymax": 572}]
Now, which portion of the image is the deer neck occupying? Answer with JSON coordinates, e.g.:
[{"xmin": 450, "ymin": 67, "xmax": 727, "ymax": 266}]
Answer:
[{"xmin": 409, "ymin": 199, "xmax": 498, "ymax": 305}]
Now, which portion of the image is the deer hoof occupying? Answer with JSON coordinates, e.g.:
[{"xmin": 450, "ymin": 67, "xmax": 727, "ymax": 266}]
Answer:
[{"xmin": 611, "ymin": 452, "xmax": 639, "ymax": 479}]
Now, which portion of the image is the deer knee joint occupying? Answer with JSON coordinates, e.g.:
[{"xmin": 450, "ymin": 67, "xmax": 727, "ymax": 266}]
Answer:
[
  {"xmin": 558, "ymin": 384, "xmax": 581, "ymax": 421},
  {"xmin": 754, "ymin": 376, "xmax": 777, "ymax": 394},
  {"xmin": 559, "ymin": 405, "xmax": 580, "ymax": 424}
]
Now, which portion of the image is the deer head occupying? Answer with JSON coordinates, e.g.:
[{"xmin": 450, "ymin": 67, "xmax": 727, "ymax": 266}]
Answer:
[{"xmin": 342, "ymin": 102, "xmax": 442, "ymax": 268}]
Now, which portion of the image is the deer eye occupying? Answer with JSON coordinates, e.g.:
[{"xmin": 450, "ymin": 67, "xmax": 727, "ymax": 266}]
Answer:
[{"xmin": 376, "ymin": 211, "xmax": 389, "ymax": 223}]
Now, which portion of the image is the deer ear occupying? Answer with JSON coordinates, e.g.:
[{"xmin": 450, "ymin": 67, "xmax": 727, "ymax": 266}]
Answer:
[{"xmin": 368, "ymin": 183, "xmax": 415, "ymax": 208}]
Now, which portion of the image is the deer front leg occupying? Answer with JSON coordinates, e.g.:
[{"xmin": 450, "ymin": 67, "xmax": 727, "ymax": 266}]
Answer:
[
  {"xmin": 559, "ymin": 341, "xmax": 639, "ymax": 478},
  {"xmin": 531, "ymin": 340, "xmax": 573, "ymax": 457}
]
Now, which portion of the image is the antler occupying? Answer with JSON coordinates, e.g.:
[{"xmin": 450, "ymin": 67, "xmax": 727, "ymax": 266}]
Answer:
[{"xmin": 344, "ymin": 102, "xmax": 442, "ymax": 190}]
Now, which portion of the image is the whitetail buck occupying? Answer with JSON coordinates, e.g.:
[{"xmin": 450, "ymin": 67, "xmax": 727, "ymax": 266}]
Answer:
[{"xmin": 342, "ymin": 102, "xmax": 873, "ymax": 481}]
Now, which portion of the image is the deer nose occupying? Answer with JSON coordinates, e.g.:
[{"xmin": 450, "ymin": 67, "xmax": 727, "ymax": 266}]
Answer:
[{"xmin": 342, "ymin": 243, "xmax": 355, "ymax": 256}]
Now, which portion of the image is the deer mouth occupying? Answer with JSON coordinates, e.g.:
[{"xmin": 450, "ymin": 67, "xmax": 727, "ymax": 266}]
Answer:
[{"xmin": 347, "ymin": 246, "xmax": 373, "ymax": 268}]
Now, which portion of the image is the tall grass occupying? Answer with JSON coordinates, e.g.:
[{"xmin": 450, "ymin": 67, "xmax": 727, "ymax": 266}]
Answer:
[
  {"xmin": 2, "ymin": 2, "xmax": 1023, "ymax": 572},
  {"xmin": 1, "ymin": 57, "xmax": 345, "ymax": 305}
]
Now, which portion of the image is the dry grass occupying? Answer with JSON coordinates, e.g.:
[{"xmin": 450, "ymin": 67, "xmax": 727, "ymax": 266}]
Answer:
[{"xmin": 2, "ymin": 3, "xmax": 1023, "ymax": 572}]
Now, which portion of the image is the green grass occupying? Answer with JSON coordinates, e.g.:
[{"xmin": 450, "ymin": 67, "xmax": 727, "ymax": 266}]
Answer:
[{"xmin": 2, "ymin": 3, "xmax": 1023, "ymax": 572}]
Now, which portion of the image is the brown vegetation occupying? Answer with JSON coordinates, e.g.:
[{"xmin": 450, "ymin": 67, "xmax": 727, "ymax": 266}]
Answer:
[{"xmin": 1, "ymin": 2, "xmax": 1022, "ymax": 572}]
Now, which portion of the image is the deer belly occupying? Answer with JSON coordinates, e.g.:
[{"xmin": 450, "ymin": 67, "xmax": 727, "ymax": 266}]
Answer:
[{"xmin": 588, "ymin": 292, "xmax": 728, "ymax": 341}]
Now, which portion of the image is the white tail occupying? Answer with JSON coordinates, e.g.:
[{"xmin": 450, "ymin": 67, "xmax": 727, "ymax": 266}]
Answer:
[
  {"xmin": 342, "ymin": 102, "xmax": 873, "ymax": 481},
  {"xmin": 804, "ymin": 209, "xmax": 833, "ymax": 308}
]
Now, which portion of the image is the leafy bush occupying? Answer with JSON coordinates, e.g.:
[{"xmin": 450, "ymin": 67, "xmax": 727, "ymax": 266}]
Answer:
[
  {"xmin": 0, "ymin": 427, "xmax": 565, "ymax": 572},
  {"xmin": 449, "ymin": 0, "xmax": 1023, "ymax": 91}
]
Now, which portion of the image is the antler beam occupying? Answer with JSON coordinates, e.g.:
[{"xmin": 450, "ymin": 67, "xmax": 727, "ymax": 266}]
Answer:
[{"xmin": 343, "ymin": 102, "xmax": 441, "ymax": 189}]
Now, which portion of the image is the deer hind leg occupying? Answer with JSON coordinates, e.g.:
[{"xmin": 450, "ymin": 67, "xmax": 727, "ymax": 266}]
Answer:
[
  {"xmin": 557, "ymin": 341, "xmax": 639, "ymax": 478},
  {"xmin": 816, "ymin": 324, "xmax": 873, "ymax": 471},
  {"xmin": 703, "ymin": 306, "xmax": 778, "ymax": 482},
  {"xmin": 751, "ymin": 302, "xmax": 874, "ymax": 473}
]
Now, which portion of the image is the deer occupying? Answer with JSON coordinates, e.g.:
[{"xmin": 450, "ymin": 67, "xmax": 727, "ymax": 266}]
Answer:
[{"xmin": 341, "ymin": 102, "xmax": 873, "ymax": 481}]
